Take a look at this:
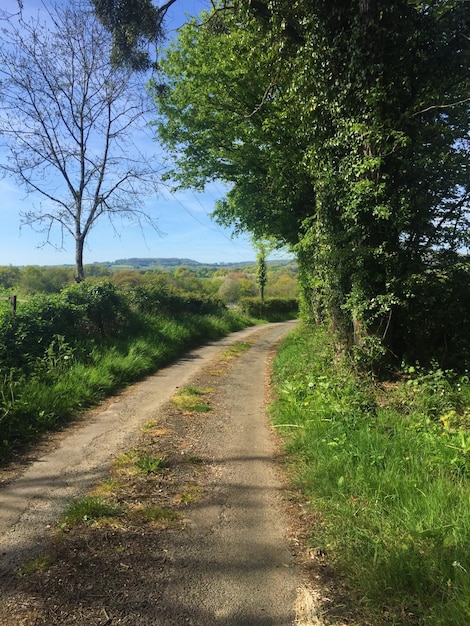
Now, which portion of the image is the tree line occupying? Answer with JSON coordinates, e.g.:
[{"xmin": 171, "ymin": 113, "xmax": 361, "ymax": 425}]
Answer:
[{"xmin": 0, "ymin": 262, "xmax": 298, "ymax": 303}]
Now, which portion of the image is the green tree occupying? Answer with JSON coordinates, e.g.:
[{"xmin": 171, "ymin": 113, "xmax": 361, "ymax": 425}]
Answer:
[
  {"xmin": 239, "ymin": 277, "xmax": 257, "ymax": 299},
  {"xmin": 170, "ymin": 266, "xmax": 206, "ymax": 294},
  {"xmin": 84, "ymin": 264, "xmax": 112, "ymax": 278},
  {"xmin": 217, "ymin": 274, "xmax": 256, "ymax": 304},
  {"xmin": 150, "ymin": 8, "xmax": 314, "ymax": 246},
  {"xmin": 217, "ymin": 277, "xmax": 240, "ymax": 304},
  {"xmin": 266, "ymin": 273, "xmax": 297, "ymax": 299},
  {"xmin": 92, "ymin": 0, "xmax": 180, "ymax": 69},
  {"xmin": 254, "ymin": 241, "xmax": 268, "ymax": 302},
  {"xmin": 18, "ymin": 266, "xmax": 74, "ymax": 295},
  {"xmin": 0, "ymin": 266, "xmax": 21, "ymax": 290},
  {"xmin": 292, "ymin": 0, "xmax": 469, "ymax": 367},
  {"xmin": 152, "ymin": 1, "xmax": 470, "ymax": 369}
]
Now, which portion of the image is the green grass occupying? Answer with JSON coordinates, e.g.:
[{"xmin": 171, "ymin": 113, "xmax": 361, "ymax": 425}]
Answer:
[
  {"xmin": 171, "ymin": 386, "xmax": 212, "ymax": 412},
  {"xmin": 134, "ymin": 454, "xmax": 168, "ymax": 474},
  {"xmin": 271, "ymin": 324, "xmax": 470, "ymax": 626},
  {"xmin": 62, "ymin": 496, "xmax": 121, "ymax": 527},
  {"xmin": 222, "ymin": 340, "xmax": 252, "ymax": 359},
  {"xmin": 20, "ymin": 555, "xmax": 52, "ymax": 575},
  {"xmin": 0, "ymin": 308, "xmax": 249, "ymax": 461}
]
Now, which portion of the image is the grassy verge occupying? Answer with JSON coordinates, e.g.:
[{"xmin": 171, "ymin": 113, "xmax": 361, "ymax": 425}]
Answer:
[
  {"xmin": 0, "ymin": 309, "xmax": 249, "ymax": 462},
  {"xmin": 271, "ymin": 323, "xmax": 470, "ymax": 626}
]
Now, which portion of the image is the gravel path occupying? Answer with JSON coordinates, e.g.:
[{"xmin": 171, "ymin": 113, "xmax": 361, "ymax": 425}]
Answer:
[{"xmin": 0, "ymin": 321, "xmax": 325, "ymax": 625}]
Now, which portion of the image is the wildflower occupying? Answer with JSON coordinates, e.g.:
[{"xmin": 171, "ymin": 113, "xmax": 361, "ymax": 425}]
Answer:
[{"xmin": 452, "ymin": 561, "xmax": 467, "ymax": 573}]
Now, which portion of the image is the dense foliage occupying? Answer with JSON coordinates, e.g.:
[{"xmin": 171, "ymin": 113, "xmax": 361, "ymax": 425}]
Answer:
[
  {"xmin": 0, "ymin": 260, "xmax": 298, "ymax": 302},
  {"xmin": 0, "ymin": 265, "xmax": 298, "ymax": 460},
  {"xmin": 151, "ymin": 0, "xmax": 470, "ymax": 372}
]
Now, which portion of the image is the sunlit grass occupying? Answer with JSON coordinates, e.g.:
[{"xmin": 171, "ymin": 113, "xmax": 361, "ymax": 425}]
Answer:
[
  {"xmin": 134, "ymin": 454, "xmax": 168, "ymax": 474},
  {"xmin": 271, "ymin": 324, "xmax": 470, "ymax": 625},
  {"xmin": 92, "ymin": 479, "xmax": 123, "ymax": 498},
  {"xmin": 128, "ymin": 505, "xmax": 181, "ymax": 528},
  {"xmin": 221, "ymin": 340, "xmax": 252, "ymax": 360},
  {"xmin": 112, "ymin": 449, "xmax": 139, "ymax": 470}
]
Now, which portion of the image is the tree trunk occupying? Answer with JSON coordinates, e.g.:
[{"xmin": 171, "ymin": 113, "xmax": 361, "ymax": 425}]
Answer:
[{"xmin": 75, "ymin": 237, "xmax": 85, "ymax": 283}]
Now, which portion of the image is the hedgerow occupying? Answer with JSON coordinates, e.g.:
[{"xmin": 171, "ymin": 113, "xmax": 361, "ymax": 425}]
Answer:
[{"xmin": 0, "ymin": 281, "xmax": 248, "ymax": 460}]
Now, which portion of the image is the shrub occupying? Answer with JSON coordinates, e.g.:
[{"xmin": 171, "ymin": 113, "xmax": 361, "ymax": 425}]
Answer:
[
  {"xmin": 0, "ymin": 293, "xmax": 250, "ymax": 460},
  {"xmin": 0, "ymin": 282, "xmax": 131, "ymax": 371},
  {"xmin": 127, "ymin": 282, "xmax": 225, "ymax": 317},
  {"xmin": 238, "ymin": 297, "xmax": 298, "ymax": 321}
]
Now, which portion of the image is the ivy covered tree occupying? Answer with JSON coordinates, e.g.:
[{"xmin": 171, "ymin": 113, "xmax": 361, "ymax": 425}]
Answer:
[
  {"xmin": 280, "ymin": 0, "xmax": 470, "ymax": 367},
  {"xmin": 253, "ymin": 239, "xmax": 276, "ymax": 302},
  {"xmin": 151, "ymin": 1, "xmax": 470, "ymax": 370}
]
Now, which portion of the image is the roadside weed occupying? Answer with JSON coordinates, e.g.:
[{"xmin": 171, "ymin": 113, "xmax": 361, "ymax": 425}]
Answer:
[
  {"xmin": 112, "ymin": 449, "xmax": 139, "ymax": 472},
  {"xmin": 112, "ymin": 448, "xmax": 168, "ymax": 476},
  {"xmin": 187, "ymin": 455, "xmax": 203, "ymax": 465},
  {"xmin": 62, "ymin": 496, "xmax": 121, "ymax": 527},
  {"xmin": 222, "ymin": 341, "xmax": 252, "ymax": 360},
  {"xmin": 174, "ymin": 483, "xmax": 202, "ymax": 504},
  {"xmin": 0, "ymin": 306, "xmax": 250, "ymax": 461},
  {"xmin": 128, "ymin": 505, "xmax": 181, "ymax": 528},
  {"xmin": 134, "ymin": 454, "xmax": 168, "ymax": 474},
  {"xmin": 21, "ymin": 556, "xmax": 52, "ymax": 576},
  {"xmin": 171, "ymin": 386, "xmax": 212, "ymax": 413},
  {"xmin": 92, "ymin": 480, "xmax": 123, "ymax": 497}
]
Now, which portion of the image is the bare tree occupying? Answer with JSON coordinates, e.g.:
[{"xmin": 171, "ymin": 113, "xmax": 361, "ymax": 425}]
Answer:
[{"xmin": 0, "ymin": 1, "xmax": 162, "ymax": 281}]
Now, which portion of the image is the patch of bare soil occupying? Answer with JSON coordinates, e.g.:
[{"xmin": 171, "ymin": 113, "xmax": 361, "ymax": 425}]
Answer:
[{"xmin": 0, "ymin": 323, "xmax": 360, "ymax": 626}]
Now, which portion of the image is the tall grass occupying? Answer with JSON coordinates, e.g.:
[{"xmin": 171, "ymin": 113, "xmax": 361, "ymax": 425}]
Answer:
[
  {"xmin": 0, "ymin": 308, "xmax": 248, "ymax": 461},
  {"xmin": 271, "ymin": 324, "xmax": 470, "ymax": 625}
]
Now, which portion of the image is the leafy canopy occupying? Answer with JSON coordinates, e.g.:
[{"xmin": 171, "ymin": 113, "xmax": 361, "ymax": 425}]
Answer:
[
  {"xmin": 149, "ymin": 7, "xmax": 314, "ymax": 245},
  {"xmin": 151, "ymin": 0, "xmax": 470, "ymax": 369}
]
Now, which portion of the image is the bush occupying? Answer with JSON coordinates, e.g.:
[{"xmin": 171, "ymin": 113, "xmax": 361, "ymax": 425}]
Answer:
[
  {"xmin": 127, "ymin": 282, "xmax": 225, "ymax": 317},
  {"xmin": 0, "ymin": 281, "xmax": 251, "ymax": 460},
  {"xmin": 0, "ymin": 282, "xmax": 131, "ymax": 371},
  {"xmin": 57, "ymin": 282, "xmax": 131, "ymax": 338},
  {"xmin": 238, "ymin": 297, "xmax": 298, "ymax": 321}
]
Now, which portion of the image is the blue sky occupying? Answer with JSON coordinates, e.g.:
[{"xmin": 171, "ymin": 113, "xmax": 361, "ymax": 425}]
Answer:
[{"xmin": 0, "ymin": 0, "xmax": 259, "ymax": 266}]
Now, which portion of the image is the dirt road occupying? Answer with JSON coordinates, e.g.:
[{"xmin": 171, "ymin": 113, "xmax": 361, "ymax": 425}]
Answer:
[{"xmin": 0, "ymin": 321, "xmax": 324, "ymax": 625}]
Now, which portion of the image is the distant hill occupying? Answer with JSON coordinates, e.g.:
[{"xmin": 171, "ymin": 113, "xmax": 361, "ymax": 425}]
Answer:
[
  {"xmin": 96, "ymin": 257, "xmax": 296, "ymax": 270},
  {"xmin": 111, "ymin": 257, "xmax": 205, "ymax": 268}
]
